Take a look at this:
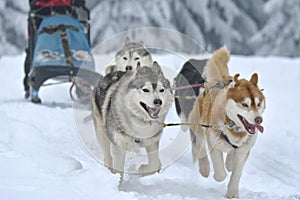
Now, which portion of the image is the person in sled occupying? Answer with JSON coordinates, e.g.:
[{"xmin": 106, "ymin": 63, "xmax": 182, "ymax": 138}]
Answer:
[{"xmin": 23, "ymin": 0, "xmax": 86, "ymax": 99}]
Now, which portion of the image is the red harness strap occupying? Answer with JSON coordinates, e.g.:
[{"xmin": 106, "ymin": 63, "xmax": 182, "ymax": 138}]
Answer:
[{"xmin": 35, "ymin": 0, "xmax": 72, "ymax": 7}]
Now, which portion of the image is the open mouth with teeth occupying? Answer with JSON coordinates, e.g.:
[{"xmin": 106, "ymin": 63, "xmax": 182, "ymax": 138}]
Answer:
[
  {"xmin": 140, "ymin": 102, "xmax": 161, "ymax": 119},
  {"xmin": 237, "ymin": 114, "xmax": 264, "ymax": 134}
]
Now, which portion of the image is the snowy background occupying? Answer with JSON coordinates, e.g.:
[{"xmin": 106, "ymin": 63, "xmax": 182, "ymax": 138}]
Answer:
[
  {"xmin": 1, "ymin": 0, "xmax": 300, "ymax": 199},
  {"xmin": 0, "ymin": 0, "xmax": 300, "ymax": 57},
  {"xmin": 1, "ymin": 53, "xmax": 300, "ymax": 199}
]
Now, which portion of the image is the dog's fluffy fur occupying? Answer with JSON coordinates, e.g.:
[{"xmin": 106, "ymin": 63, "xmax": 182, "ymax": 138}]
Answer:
[
  {"xmin": 189, "ymin": 46, "xmax": 266, "ymax": 198},
  {"xmin": 93, "ymin": 62, "xmax": 173, "ymax": 178}
]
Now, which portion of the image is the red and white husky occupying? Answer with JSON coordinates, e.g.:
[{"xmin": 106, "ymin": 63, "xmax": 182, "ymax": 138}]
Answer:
[{"xmin": 189, "ymin": 46, "xmax": 266, "ymax": 198}]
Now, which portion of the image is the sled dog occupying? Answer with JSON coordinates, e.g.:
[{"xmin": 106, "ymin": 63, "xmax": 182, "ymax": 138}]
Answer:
[
  {"xmin": 105, "ymin": 37, "xmax": 153, "ymax": 74},
  {"xmin": 93, "ymin": 62, "xmax": 172, "ymax": 178},
  {"xmin": 189, "ymin": 46, "xmax": 266, "ymax": 198},
  {"xmin": 173, "ymin": 59, "xmax": 207, "ymax": 131}
]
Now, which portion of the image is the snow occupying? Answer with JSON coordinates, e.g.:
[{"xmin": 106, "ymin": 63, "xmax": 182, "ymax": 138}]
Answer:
[{"xmin": 1, "ymin": 53, "xmax": 300, "ymax": 200}]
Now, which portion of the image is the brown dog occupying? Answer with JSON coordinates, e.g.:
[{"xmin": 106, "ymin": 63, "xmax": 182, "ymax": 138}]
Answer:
[{"xmin": 189, "ymin": 46, "xmax": 266, "ymax": 198}]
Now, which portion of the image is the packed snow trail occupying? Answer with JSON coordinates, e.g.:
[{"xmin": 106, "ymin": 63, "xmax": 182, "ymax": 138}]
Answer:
[{"xmin": 0, "ymin": 54, "xmax": 300, "ymax": 200}]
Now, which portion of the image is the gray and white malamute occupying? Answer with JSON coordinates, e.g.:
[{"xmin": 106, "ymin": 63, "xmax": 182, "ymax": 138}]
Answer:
[
  {"xmin": 105, "ymin": 37, "xmax": 153, "ymax": 74},
  {"xmin": 93, "ymin": 62, "xmax": 172, "ymax": 177}
]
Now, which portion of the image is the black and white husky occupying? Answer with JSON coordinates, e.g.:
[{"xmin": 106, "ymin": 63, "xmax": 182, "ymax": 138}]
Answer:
[
  {"xmin": 173, "ymin": 59, "xmax": 207, "ymax": 131},
  {"xmin": 92, "ymin": 62, "xmax": 173, "ymax": 177},
  {"xmin": 105, "ymin": 37, "xmax": 153, "ymax": 74}
]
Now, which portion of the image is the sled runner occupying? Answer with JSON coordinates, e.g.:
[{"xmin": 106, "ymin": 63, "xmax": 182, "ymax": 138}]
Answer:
[{"xmin": 24, "ymin": 0, "xmax": 101, "ymax": 103}]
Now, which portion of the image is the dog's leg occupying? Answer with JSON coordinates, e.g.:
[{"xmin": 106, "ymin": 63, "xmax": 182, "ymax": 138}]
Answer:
[
  {"xmin": 208, "ymin": 141, "xmax": 227, "ymax": 182},
  {"xmin": 225, "ymin": 151, "xmax": 234, "ymax": 172},
  {"xmin": 95, "ymin": 127, "xmax": 113, "ymax": 172},
  {"xmin": 226, "ymin": 150, "xmax": 250, "ymax": 199},
  {"xmin": 139, "ymin": 141, "xmax": 161, "ymax": 176},
  {"xmin": 190, "ymin": 129, "xmax": 198, "ymax": 161},
  {"xmin": 198, "ymin": 138, "xmax": 210, "ymax": 178},
  {"xmin": 191, "ymin": 128, "xmax": 210, "ymax": 178},
  {"xmin": 111, "ymin": 145, "xmax": 126, "ymax": 181},
  {"xmin": 102, "ymin": 139, "xmax": 113, "ymax": 172}
]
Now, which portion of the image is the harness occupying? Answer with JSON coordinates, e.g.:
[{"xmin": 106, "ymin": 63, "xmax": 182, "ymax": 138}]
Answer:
[
  {"xmin": 88, "ymin": 80, "xmax": 241, "ymax": 149},
  {"xmin": 173, "ymin": 83, "xmax": 205, "ymax": 101},
  {"xmin": 203, "ymin": 80, "xmax": 232, "ymax": 97},
  {"xmin": 162, "ymin": 119, "xmax": 241, "ymax": 149},
  {"xmin": 203, "ymin": 80, "xmax": 240, "ymax": 148},
  {"xmin": 172, "ymin": 83, "xmax": 205, "ymax": 91},
  {"xmin": 170, "ymin": 79, "xmax": 240, "ymax": 149}
]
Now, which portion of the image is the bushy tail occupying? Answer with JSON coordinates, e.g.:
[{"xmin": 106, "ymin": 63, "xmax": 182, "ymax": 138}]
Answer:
[{"xmin": 203, "ymin": 46, "xmax": 230, "ymax": 83}]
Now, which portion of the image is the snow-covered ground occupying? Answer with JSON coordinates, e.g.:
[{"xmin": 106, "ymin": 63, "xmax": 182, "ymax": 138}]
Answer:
[{"xmin": 0, "ymin": 53, "xmax": 300, "ymax": 200}]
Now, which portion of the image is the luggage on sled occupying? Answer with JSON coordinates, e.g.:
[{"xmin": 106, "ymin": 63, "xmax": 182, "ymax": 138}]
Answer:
[{"xmin": 24, "ymin": 0, "xmax": 101, "ymax": 103}]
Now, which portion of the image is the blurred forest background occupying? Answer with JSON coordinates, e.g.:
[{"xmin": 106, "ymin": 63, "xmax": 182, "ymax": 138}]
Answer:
[{"xmin": 0, "ymin": 0, "xmax": 299, "ymax": 57}]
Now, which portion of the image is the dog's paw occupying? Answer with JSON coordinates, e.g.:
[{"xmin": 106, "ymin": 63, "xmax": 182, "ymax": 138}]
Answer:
[
  {"xmin": 104, "ymin": 158, "xmax": 114, "ymax": 173},
  {"xmin": 107, "ymin": 166, "xmax": 115, "ymax": 174},
  {"xmin": 138, "ymin": 164, "xmax": 160, "ymax": 176},
  {"xmin": 225, "ymin": 189, "xmax": 239, "ymax": 199},
  {"xmin": 199, "ymin": 158, "xmax": 210, "ymax": 177},
  {"xmin": 111, "ymin": 168, "xmax": 122, "ymax": 175},
  {"xmin": 213, "ymin": 170, "xmax": 227, "ymax": 182}
]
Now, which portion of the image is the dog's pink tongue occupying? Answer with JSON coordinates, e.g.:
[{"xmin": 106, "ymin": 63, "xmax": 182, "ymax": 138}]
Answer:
[
  {"xmin": 254, "ymin": 124, "xmax": 264, "ymax": 133},
  {"xmin": 149, "ymin": 108, "xmax": 160, "ymax": 117}
]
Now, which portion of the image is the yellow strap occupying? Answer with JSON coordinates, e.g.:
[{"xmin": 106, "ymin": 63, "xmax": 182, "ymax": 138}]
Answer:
[{"xmin": 174, "ymin": 95, "xmax": 195, "ymax": 100}]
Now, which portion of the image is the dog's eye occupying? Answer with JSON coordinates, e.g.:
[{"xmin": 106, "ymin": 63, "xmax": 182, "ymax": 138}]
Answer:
[
  {"xmin": 241, "ymin": 103, "xmax": 248, "ymax": 108},
  {"xmin": 123, "ymin": 57, "xmax": 128, "ymax": 60},
  {"xmin": 134, "ymin": 57, "xmax": 140, "ymax": 60},
  {"xmin": 142, "ymin": 88, "xmax": 149, "ymax": 93},
  {"xmin": 159, "ymin": 89, "xmax": 165, "ymax": 93},
  {"xmin": 257, "ymin": 102, "xmax": 261, "ymax": 107}
]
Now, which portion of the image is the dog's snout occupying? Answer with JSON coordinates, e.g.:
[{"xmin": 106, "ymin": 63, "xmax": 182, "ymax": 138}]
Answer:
[
  {"xmin": 126, "ymin": 66, "xmax": 133, "ymax": 71},
  {"xmin": 255, "ymin": 116, "xmax": 263, "ymax": 124},
  {"xmin": 153, "ymin": 99, "xmax": 162, "ymax": 106}
]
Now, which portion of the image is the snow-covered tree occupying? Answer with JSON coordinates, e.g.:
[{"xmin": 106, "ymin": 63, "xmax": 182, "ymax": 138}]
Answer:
[
  {"xmin": 183, "ymin": 0, "xmax": 266, "ymax": 54},
  {"xmin": 0, "ymin": 0, "xmax": 28, "ymax": 56},
  {"xmin": 250, "ymin": 0, "xmax": 300, "ymax": 57}
]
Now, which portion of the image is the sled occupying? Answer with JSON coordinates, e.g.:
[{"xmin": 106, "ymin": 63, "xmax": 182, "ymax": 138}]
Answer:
[{"xmin": 26, "ymin": 1, "xmax": 101, "ymax": 103}]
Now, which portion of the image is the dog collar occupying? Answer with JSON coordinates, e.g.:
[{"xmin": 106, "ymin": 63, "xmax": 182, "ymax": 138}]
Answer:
[{"xmin": 220, "ymin": 131, "xmax": 238, "ymax": 149}]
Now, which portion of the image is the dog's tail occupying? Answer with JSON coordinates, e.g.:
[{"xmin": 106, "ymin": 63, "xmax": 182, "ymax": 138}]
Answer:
[{"xmin": 203, "ymin": 46, "xmax": 231, "ymax": 84}]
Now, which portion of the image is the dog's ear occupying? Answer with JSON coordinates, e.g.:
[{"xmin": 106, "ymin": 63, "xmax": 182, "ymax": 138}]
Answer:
[
  {"xmin": 250, "ymin": 73, "xmax": 258, "ymax": 87},
  {"xmin": 233, "ymin": 73, "xmax": 240, "ymax": 83},
  {"xmin": 229, "ymin": 73, "xmax": 240, "ymax": 88},
  {"xmin": 104, "ymin": 65, "xmax": 117, "ymax": 75},
  {"xmin": 123, "ymin": 36, "xmax": 130, "ymax": 46},
  {"xmin": 153, "ymin": 61, "xmax": 163, "ymax": 75}
]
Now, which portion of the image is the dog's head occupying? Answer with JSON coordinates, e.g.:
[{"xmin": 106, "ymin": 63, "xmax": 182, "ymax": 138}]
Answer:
[
  {"xmin": 225, "ymin": 73, "xmax": 266, "ymax": 134},
  {"xmin": 126, "ymin": 62, "xmax": 172, "ymax": 121},
  {"xmin": 115, "ymin": 37, "xmax": 153, "ymax": 72}
]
